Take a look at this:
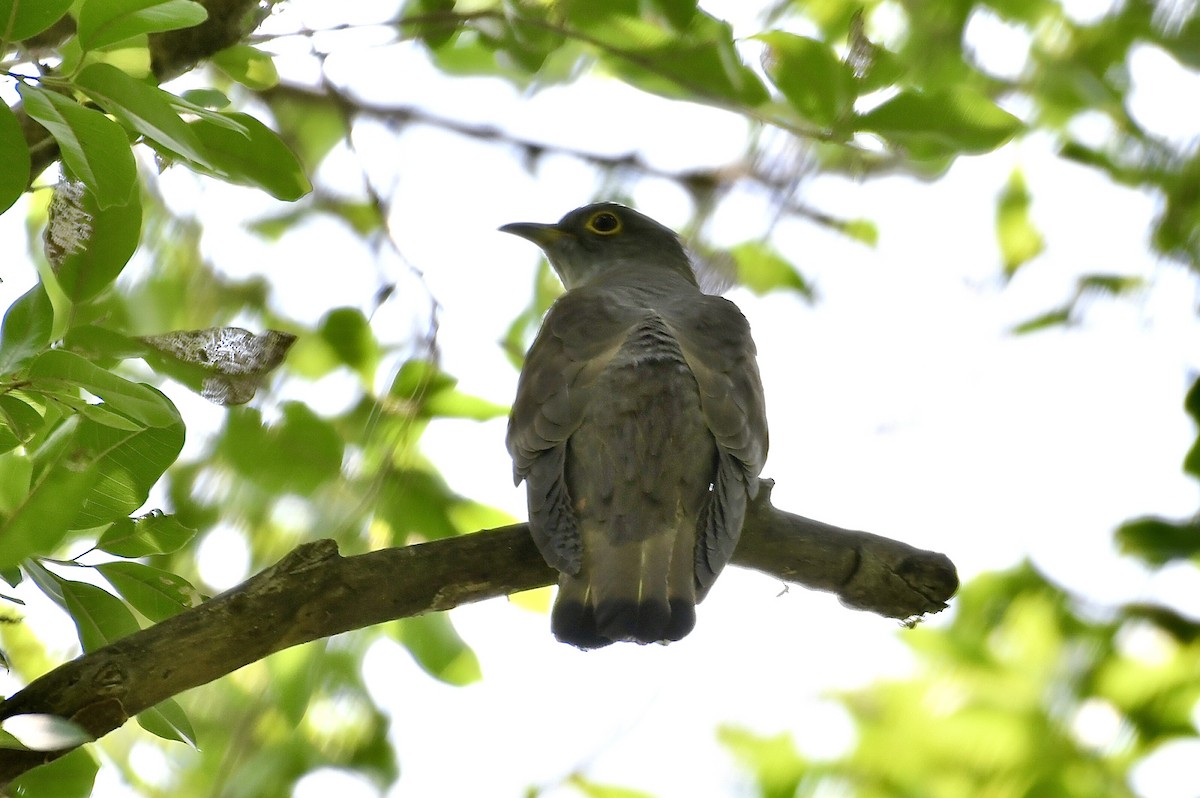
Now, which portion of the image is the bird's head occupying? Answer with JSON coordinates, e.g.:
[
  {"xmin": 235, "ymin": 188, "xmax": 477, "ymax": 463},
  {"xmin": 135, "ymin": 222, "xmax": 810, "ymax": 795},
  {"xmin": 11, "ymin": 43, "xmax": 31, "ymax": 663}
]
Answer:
[{"xmin": 500, "ymin": 203, "xmax": 695, "ymax": 290}]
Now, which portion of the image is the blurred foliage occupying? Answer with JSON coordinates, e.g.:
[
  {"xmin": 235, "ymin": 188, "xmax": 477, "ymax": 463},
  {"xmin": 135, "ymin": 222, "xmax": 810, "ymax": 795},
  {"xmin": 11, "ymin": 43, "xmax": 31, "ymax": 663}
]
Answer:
[{"xmin": 1, "ymin": 0, "xmax": 1198, "ymax": 796}]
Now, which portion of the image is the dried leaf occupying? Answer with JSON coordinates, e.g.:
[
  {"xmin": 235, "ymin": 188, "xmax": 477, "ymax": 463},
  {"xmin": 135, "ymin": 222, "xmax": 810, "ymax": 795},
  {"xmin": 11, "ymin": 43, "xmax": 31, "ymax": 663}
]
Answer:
[{"xmin": 139, "ymin": 327, "xmax": 296, "ymax": 406}]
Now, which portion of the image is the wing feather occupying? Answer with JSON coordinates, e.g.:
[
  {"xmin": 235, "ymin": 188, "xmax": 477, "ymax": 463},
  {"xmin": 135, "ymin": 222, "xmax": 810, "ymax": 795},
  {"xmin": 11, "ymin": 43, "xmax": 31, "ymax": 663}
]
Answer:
[
  {"xmin": 507, "ymin": 288, "xmax": 637, "ymax": 574},
  {"xmin": 667, "ymin": 294, "xmax": 769, "ymax": 594}
]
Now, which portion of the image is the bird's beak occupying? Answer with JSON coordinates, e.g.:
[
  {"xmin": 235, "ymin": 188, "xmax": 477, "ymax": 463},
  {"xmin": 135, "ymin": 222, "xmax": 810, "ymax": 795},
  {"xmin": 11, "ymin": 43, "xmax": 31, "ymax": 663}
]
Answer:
[{"xmin": 499, "ymin": 222, "xmax": 568, "ymax": 248}]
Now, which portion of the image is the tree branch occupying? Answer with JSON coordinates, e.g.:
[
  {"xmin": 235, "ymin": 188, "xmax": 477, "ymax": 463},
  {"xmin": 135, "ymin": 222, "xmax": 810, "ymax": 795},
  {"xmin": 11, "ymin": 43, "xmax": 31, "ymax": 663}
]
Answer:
[{"xmin": 0, "ymin": 479, "xmax": 956, "ymax": 785}]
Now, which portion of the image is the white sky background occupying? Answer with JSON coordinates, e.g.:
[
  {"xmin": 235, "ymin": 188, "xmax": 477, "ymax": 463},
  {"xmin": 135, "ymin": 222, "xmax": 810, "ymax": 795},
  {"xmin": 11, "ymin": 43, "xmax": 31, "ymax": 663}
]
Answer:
[{"xmin": 2, "ymin": 0, "xmax": 1200, "ymax": 796}]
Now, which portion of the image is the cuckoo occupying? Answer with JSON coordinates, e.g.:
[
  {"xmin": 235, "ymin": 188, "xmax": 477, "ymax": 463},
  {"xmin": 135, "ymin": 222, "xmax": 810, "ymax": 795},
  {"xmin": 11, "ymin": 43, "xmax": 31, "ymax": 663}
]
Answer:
[{"xmin": 502, "ymin": 203, "xmax": 769, "ymax": 648}]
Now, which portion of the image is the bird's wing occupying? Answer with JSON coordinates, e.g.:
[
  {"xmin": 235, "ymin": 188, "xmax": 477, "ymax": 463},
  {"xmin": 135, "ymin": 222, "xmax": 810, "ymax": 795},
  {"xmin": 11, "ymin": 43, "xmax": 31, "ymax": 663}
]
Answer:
[
  {"xmin": 507, "ymin": 288, "xmax": 636, "ymax": 574},
  {"xmin": 670, "ymin": 294, "xmax": 769, "ymax": 595}
]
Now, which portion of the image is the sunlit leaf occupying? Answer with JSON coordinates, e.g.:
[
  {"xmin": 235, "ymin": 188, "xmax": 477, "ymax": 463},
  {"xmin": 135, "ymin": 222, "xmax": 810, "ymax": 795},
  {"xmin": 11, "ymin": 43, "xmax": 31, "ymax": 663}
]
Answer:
[
  {"xmin": 137, "ymin": 698, "xmax": 197, "ymax": 746},
  {"xmin": 18, "ymin": 84, "xmax": 138, "ymax": 210},
  {"xmin": 648, "ymin": 0, "xmax": 698, "ymax": 29},
  {"xmin": 97, "ymin": 512, "xmax": 197, "ymax": 557},
  {"xmin": 996, "ymin": 168, "xmax": 1044, "ymax": 278},
  {"xmin": 730, "ymin": 241, "xmax": 815, "ymax": 300},
  {"xmin": 44, "ymin": 570, "xmax": 142, "ymax": 651},
  {"xmin": 377, "ymin": 468, "xmax": 462, "ymax": 544},
  {"xmin": 388, "ymin": 359, "xmax": 508, "ymax": 420},
  {"xmin": 568, "ymin": 774, "xmax": 656, "ymax": 798},
  {"xmin": 718, "ymin": 726, "xmax": 809, "ymax": 798},
  {"xmin": 1010, "ymin": 307, "xmax": 1071, "ymax": 334},
  {"xmin": 0, "ymin": 423, "xmax": 101, "ymax": 568},
  {"xmin": 6, "ymin": 747, "xmax": 98, "ymax": 798},
  {"xmin": 0, "ymin": 100, "xmax": 30, "ymax": 214},
  {"xmin": 75, "ymin": 62, "xmax": 212, "ymax": 167},
  {"xmin": 189, "ymin": 112, "xmax": 312, "ymax": 201},
  {"xmin": 0, "ymin": 451, "xmax": 33, "ymax": 511},
  {"xmin": 393, "ymin": 612, "xmax": 481, "ymax": 686},
  {"xmin": 97, "ymin": 561, "xmax": 202, "ymax": 622},
  {"xmin": 69, "ymin": 415, "xmax": 185, "ymax": 527},
  {"xmin": 28, "ymin": 350, "xmax": 180, "ymax": 428},
  {"xmin": 857, "ymin": 88, "xmax": 1024, "ymax": 158},
  {"xmin": 318, "ymin": 307, "xmax": 379, "ymax": 378},
  {"xmin": 64, "ymin": 325, "xmax": 146, "ymax": 362},
  {"xmin": 0, "ymin": 396, "xmax": 43, "ymax": 445},
  {"xmin": 757, "ymin": 32, "xmax": 856, "ymax": 127},
  {"xmin": 837, "ymin": 218, "xmax": 879, "ymax": 247},
  {"xmin": 564, "ymin": 4, "xmax": 768, "ymax": 106},
  {"xmin": 179, "ymin": 87, "xmax": 231, "ymax": 109},
  {"xmin": 77, "ymin": 0, "xmax": 208, "ymax": 51},
  {"xmin": 1077, "ymin": 273, "xmax": 1145, "ymax": 298},
  {"xmin": 211, "ymin": 44, "xmax": 279, "ymax": 90},
  {"xmin": 0, "ymin": 0, "xmax": 74, "ymax": 41},
  {"xmin": 0, "ymin": 281, "xmax": 53, "ymax": 374},
  {"xmin": 220, "ymin": 403, "xmax": 344, "ymax": 494}
]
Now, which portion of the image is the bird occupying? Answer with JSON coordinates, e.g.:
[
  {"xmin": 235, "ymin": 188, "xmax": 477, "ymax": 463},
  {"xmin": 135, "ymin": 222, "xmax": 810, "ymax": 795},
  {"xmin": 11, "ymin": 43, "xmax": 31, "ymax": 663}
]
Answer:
[{"xmin": 501, "ymin": 202, "xmax": 769, "ymax": 649}]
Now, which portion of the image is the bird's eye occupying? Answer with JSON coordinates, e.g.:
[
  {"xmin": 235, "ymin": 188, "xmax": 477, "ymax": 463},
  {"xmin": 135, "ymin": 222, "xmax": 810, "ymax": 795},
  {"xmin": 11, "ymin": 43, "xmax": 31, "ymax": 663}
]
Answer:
[{"xmin": 585, "ymin": 211, "xmax": 622, "ymax": 235}]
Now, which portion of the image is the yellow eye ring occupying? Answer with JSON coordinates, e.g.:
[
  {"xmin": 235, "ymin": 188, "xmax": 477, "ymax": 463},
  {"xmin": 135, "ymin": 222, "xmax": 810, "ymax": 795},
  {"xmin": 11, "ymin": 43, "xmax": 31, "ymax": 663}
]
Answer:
[{"xmin": 585, "ymin": 211, "xmax": 622, "ymax": 235}]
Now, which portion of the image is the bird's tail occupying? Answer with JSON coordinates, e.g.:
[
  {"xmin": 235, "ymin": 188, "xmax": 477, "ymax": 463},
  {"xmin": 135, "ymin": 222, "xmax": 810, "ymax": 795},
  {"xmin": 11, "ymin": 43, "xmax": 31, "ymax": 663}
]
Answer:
[{"xmin": 551, "ymin": 519, "xmax": 697, "ymax": 649}]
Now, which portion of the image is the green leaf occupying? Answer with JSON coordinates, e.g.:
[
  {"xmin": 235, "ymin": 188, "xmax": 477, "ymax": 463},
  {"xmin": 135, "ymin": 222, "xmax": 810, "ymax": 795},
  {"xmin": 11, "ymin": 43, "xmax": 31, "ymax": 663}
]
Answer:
[
  {"xmin": 54, "ymin": 572, "xmax": 142, "ymax": 651},
  {"xmin": 1077, "ymin": 273, "xmax": 1145, "ymax": 297},
  {"xmin": 319, "ymin": 307, "xmax": 379, "ymax": 376},
  {"xmin": 180, "ymin": 88, "xmax": 230, "ymax": 109},
  {"xmin": 393, "ymin": 612, "xmax": 481, "ymax": 686},
  {"xmin": 0, "ymin": 422, "xmax": 101, "ymax": 568},
  {"xmin": 0, "ymin": 0, "xmax": 74, "ymax": 41},
  {"xmin": 77, "ymin": 0, "xmax": 208, "ymax": 51},
  {"xmin": 730, "ymin": 241, "xmax": 816, "ymax": 300},
  {"xmin": 424, "ymin": 387, "xmax": 508, "ymax": 421},
  {"xmin": 28, "ymin": 350, "xmax": 181, "ymax": 428},
  {"xmin": 996, "ymin": 168, "xmax": 1044, "ymax": 278},
  {"xmin": 857, "ymin": 88, "xmax": 1024, "ymax": 158},
  {"xmin": 757, "ymin": 32, "xmax": 856, "ymax": 127},
  {"xmin": 74, "ymin": 62, "xmax": 212, "ymax": 167},
  {"xmin": 220, "ymin": 403, "xmax": 343, "ymax": 494},
  {"xmin": 377, "ymin": 468, "xmax": 461, "ymax": 544},
  {"xmin": 6, "ymin": 747, "xmax": 98, "ymax": 798},
  {"xmin": 0, "ymin": 714, "xmax": 93, "ymax": 750},
  {"xmin": 64, "ymin": 325, "xmax": 147, "ymax": 361},
  {"xmin": 0, "ymin": 100, "xmax": 30, "ymax": 214},
  {"xmin": 1010, "ymin": 307, "xmax": 1071, "ymax": 334},
  {"xmin": 718, "ymin": 725, "xmax": 809, "ymax": 798},
  {"xmin": 648, "ymin": 0, "xmax": 698, "ymax": 29},
  {"xmin": 137, "ymin": 697, "xmax": 197, "ymax": 745},
  {"xmin": 388, "ymin": 359, "xmax": 507, "ymax": 420},
  {"xmin": 96, "ymin": 561, "xmax": 201, "ymax": 621},
  {"xmin": 97, "ymin": 512, "xmax": 196, "ymax": 557},
  {"xmin": 69, "ymin": 415, "xmax": 185, "ymax": 527},
  {"xmin": 0, "ymin": 452, "xmax": 33, "ymax": 512},
  {"xmin": 0, "ymin": 281, "xmax": 54, "ymax": 374},
  {"xmin": 1186, "ymin": 375, "xmax": 1200, "ymax": 427},
  {"xmin": 1116, "ymin": 516, "xmax": 1200, "ymax": 565},
  {"xmin": 568, "ymin": 774, "xmax": 657, "ymax": 798},
  {"xmin": 49, "ymin": 180, "xmax": 143, "ymax": 302},
  {"xmin": 837, "ymin": 218, "xmax": 879, "ymax": 247},
  {"xmin": 564, "ymin": 4, "xmax": 768, "ymax": 106},
  {"xmin": 189, "ymin": 112, "xmax": 312, "ymax": 201},
  {"xmin": 18, "ymin": 84, "xmax": 138, "ymax": 210},
  {"xmin": 211, "ymin": 44, "xmax": 280, "ymax": 90},
  {"xmin": 0, "ymin": 396, "xmax": 43, "ymax": 453}
]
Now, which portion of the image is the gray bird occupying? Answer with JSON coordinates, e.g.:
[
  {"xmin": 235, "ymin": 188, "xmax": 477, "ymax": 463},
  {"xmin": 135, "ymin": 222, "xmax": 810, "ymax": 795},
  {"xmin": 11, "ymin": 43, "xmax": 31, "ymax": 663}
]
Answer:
[{"xmin": 501, "ymin": 203, "xmax": 768, "ymax": 648}]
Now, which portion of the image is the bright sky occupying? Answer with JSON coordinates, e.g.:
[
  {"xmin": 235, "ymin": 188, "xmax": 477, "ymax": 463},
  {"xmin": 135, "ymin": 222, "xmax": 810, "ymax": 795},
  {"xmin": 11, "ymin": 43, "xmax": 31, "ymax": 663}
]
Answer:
[{"xmin": 2, "ymin": 1, "xmax": 1199, "ymax": 797}]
